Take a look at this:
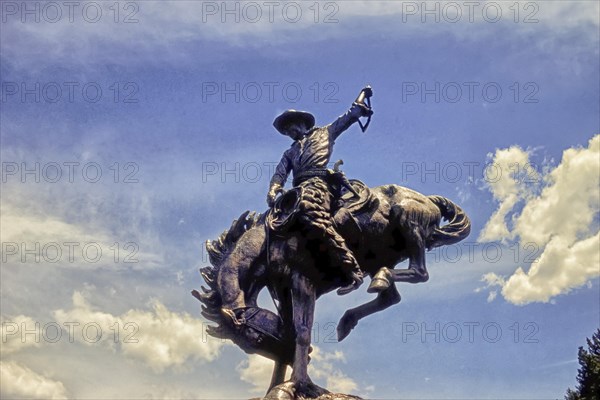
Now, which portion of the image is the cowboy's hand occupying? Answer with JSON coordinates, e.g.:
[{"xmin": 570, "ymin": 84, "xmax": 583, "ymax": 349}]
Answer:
[
  {"xmin": 360, "ymin": 86, "xmax": 373, "ymax": 98},
  {"xmin": 267, "ymin": 186, "xmax": 282, "ymax": 207},
  {"xmin": 352, "ymin": 102, "xmax": 373, "ymax": 118},
  {"xmin": 267, "ymin": 191, "xmax": 276, "ymax": 207}
]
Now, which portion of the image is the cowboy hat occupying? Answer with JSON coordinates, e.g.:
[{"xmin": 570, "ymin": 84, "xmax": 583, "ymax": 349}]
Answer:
[{"xmin": 272, "ymin": 110, "xmax": 315, "ymax": 135}]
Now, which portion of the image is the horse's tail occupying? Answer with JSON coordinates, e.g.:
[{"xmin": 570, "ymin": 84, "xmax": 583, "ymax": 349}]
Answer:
[{"xmin": 426, "ymin": 195, "xmax": 471, "ymax": 249}]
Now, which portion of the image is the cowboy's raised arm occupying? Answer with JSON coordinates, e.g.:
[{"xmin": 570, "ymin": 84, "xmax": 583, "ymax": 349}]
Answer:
[
  {"xmin": 267, "ymin": 149, "xmax": 292, "ymax": 206},
  {"xmin": 327, "ymin": 102, "xmax": 371, "ymax": 141}
]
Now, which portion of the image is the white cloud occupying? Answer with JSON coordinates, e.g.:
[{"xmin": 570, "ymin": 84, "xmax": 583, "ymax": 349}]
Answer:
[
  {"xmin": 53, "ymin": 291, "xmax": 225, "ymax": 372},
  {"xmin": 0, "ymin": 361, "xmax": 68, "ymax": 400},
  {"xmin": 479, "ymin": 135, "xmax": 600, "ymax": 305},
  {"xmin": 0, "ymin": 152, "xmax": 165, "ymax": 270},
  {"xmin": 515, "ymin": 136, "xmax": 600, "ymax": 246},
  {"xmin": 0, "ymin": 200, "xmax": 164, "ymax": 270},
  {"xmin": 237, "ymin": 354, "xmax": 278, "ymax": 393},
  {"xmin": 478, "ymin": 146, "xmax": 535, "ymax": 242},
  {"xmin": 0, "ymin": 315, "xmax": 42, "ymax": 355},
  {"xmin": 308, "ymin": 347, "xmax": 358, "ymax": 393}
]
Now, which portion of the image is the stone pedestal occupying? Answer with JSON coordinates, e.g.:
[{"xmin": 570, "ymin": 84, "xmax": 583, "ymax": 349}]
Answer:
[{"xmin": 257, "ymin": 382, "xmax": 363, "ymax": 400}]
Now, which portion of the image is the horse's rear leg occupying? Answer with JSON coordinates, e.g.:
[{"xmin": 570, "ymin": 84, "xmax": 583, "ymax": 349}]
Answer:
[
  {"xmin": 337, "ymin": 284, "xmax": 401, "ymax": 341},
  {"xmin": 391, "ymin": 224, "xmax": 429, "ymax": 284}
]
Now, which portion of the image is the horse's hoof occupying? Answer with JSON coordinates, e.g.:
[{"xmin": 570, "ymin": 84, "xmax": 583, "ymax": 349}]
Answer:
[
  {"xmin": 367, "ymin": 267, "xmax": 392, "ymax": 293},
  {"xmin": 367, "ymin": 277, "xmax": 390, "ymax": 293},
  {"xmin": 264, "ymin": 382, "xmax": 295, "ymax": 400},
  {"xmin": 337, "ymin": 311, "xmax": 358, "ymax": 342},
  {"xmin": 265, "ymin": 380, "xmax": 329, "ymax": 400},
  {"xmin": 295, "ymin": 380, "xmax": 330, "ymax": 398}
]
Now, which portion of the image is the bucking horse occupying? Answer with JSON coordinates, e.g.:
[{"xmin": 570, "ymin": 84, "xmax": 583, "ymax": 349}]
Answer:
[{"xmin": 193, "ymin": 179, "xmax": 470, "ymax": 397}]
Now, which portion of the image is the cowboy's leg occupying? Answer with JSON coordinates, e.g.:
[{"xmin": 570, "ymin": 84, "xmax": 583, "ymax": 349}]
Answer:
[
  {"xmin": 298, "ymin": 180, "xmax": 363, "ymax": 293},
  {"xmin": 325, "ymin": 226, "xmax": 362, "ymax": 274},
  {"xmin": 317, "ymin": 183, "xmax": 364, "ymax": 290},
  {"xmin": 301, "ymin": 213, "xmax": 363, "ymax": 293}
]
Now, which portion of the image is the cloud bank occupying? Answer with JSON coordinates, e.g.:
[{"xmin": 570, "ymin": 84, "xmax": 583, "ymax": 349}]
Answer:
[
  {"xmin": 53, "ymin": 291, "xmax": 225, "ymax": 372},
  {"xmin": 479, "ymin": 135, "xmax": 600, "ymax": 305},
  {"xmin": 0, "ymin": 361, "xmax": 68, "ymax": 400},
  {"xmin": 0, "ymin": 292, "xmax": 226, "ymax": 399}
]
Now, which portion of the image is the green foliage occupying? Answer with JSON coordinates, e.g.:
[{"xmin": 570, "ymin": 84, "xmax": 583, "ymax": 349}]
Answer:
[{"xmin": 565, "ymin": 328, "xmax": 600, "ymax": 400}]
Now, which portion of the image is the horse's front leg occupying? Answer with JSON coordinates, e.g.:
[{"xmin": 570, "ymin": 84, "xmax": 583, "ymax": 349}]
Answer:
[
  {"xmin": 290, "ymin": 271, "xmax": 316, "ymax": 386},
  {"xmin": 337, "ymin": 284, "xmax": 401, "ymax": 341}
]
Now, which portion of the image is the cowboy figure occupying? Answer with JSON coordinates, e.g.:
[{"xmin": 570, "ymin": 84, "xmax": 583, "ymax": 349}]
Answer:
[{"xmin": 267, "ymin": 95, "xmax": 373, "ymax": 295}]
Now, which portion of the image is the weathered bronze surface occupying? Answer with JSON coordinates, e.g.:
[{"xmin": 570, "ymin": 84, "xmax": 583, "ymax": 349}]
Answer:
[{"xmin": 193, "ymin": 87, "xmax": 471, "ymax": 399}]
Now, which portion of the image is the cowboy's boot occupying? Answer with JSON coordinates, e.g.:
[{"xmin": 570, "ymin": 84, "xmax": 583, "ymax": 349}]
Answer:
[
  {"xmin": 321, "ymin": 226, "xmax": 363, "ymax": 295},
  {"xmin": 336, "ymin": 254, "xmax": 364, "ymax": 296}
]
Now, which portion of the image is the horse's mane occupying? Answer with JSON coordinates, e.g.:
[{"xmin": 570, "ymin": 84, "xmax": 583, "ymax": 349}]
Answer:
[{"xmin": 206, "ymin": 210, "xmax": 263, "ymax": 266}]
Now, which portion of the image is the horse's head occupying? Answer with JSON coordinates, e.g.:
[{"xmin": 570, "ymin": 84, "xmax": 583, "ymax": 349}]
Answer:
[
  {"xmin": 192, "ymin": 210, "xmax": 294, "ymax": 363},
  {"xmin": 195, "ymin": 210, "xmax": 260, "ymax": 320}
]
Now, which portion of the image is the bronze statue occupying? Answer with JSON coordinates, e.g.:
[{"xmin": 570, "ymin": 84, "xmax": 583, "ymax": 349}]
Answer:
[
  {"xmin": 267, "ymin": 88, "xmax": 374, "ymax": 295},
  {"xmin": 193, "ymin": 87, "xmax": 471, "ymax": 399}
]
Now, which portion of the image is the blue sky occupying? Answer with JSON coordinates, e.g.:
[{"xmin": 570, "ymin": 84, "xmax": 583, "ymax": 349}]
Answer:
[{"xmin": 1, "ymin": 1, "xmax": 599, "ymax": 398}]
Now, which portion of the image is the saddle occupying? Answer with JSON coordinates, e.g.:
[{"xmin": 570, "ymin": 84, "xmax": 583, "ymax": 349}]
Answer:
[{"xmin": 266, "ymin": 178, "xmax": 374, "ymax": 233}]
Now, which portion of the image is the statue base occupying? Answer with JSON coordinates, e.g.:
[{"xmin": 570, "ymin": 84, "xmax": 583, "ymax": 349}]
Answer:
[{"xmin": 256, "ymin": 381, "xmax": 363, "ymax": 400}]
